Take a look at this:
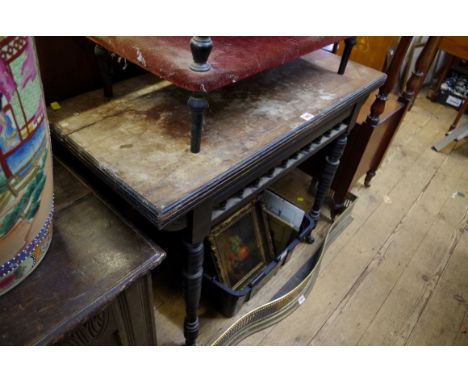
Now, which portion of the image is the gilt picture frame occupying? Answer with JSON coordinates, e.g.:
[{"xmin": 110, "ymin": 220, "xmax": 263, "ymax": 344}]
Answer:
[{"xmin": 208, "ymin": 202, "xmax": 273, "ymax": 290}]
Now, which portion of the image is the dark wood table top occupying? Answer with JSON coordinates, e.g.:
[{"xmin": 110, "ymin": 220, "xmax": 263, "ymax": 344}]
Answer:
[
  {"xmin": 49, "ymin": 50, "xmax": 385, "ymax": 229},
  {"xmin": 90, "ymin": 36, "xmax": 343, "ymax": 93},
  {"xmin": 0, "ymin": 160, "xmax": 165, "ymax": 345}
]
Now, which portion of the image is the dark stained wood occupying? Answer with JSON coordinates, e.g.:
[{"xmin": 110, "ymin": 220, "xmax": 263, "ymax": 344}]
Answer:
[
  {"xmin": 52, "ymin": 159, "xmax": 91, "ymax": 211},
  {"xmin": 188, "ymin": 93, "xmax": 209, "ymax": 153},
  {"xmin": 338, "ymin": 37, "xmax": 357, "ymax": 75},
  {"xmin": 182, "ymin": 239, "xmax": 204, "ymax": 345},
  {"xmin": 400, "ymin": 37, "xmax": 441, "ymax": 108},
  {"xmin": 370, "ymin": 37, "xmax": 413, "ymax": 121},
  {"xmin": 94, "ymin": 43, "xmax": 114, "ymax": 98},
  {"xmin": 311, "ymin": 134, "xmax": 348, "ymax": 224},
  {"xmin": 330, "ymin": 37, "xmax": 442, "ymax": 210},
  {"xmin": 49, "ymin": 50, "xmax": 385, "ymax": 230},
  {"xmin": 34, "ymin": 37, "xmax": 145, "ymax": 104},
  {"xmin": 329, "ymin": 93, "xmax": 404, "ymax": 203},
  {"xmin": 450, "ymin": 97, "xmax": 468, "ymax": 131},
  {"xmin": 57, "ymin": 273, "xmax": 156, "ymax": 345},
  {"xmin": 360, "ymin": 36, "xmax": 412, "ymax": 186},
  {"xmin": 189, "ymin": 37, "xmax": 213, "ymax": 72},
  {"xmin": 0, "ymin": 161, "xmax": 165, "ymax": 345},
  {"xmin": 331, "ymin": 37, "xmax": 446, "ymax": 211},
  {"xmin": 35, "ymin": 37, "xmax": 101, "ymax": 103}
]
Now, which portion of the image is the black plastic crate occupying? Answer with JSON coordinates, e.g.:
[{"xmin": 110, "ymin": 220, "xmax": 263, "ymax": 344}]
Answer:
[
  {"xmin": 435, "ymin": 89, "xmax": 466, "ymax": 110},
  {"xmin": 435, "ymin": 69, "xmax": 468, "ymax": 110},
  {"xmin": 202, "ymin": 213, "xmax": 315, "ymax": 317}
]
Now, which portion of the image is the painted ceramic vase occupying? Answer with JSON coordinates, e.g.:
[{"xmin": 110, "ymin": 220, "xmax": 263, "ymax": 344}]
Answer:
[{"xmin": 0, "ymin": 37, "xmax": 54, "ymax": 295}]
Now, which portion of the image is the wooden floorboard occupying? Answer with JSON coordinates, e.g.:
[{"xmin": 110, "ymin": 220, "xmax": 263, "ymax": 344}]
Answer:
[
  {"xmin": 242, "ymin": 92, "xmax": 468, "ymax": 345},
  {"xmin": 309, "ymin": 141, "xmax": 468, "ymax": 345},
  {"xmin": 358, "ymin": 148, "xmax": 468, "ymax": 345},
  {"xmin": 405, "ymin": 229, "xmax": 468, "ymax": 345}
]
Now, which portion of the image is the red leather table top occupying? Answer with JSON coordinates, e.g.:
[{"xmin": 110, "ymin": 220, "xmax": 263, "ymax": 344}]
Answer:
[{"xmin": 90, "ymin": 36, "xmax": 344, "ymax": 93}]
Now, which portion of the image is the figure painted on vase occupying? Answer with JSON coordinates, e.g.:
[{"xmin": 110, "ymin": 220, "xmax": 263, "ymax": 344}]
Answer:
[{"xmin": 0, "ymin": 36, "xmax": 54, "ymax": 295}]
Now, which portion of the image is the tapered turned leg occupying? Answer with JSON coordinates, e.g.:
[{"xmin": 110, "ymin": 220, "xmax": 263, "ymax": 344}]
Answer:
[
  {"xmin": 332, "ymin": 42, "xmax": 339, "ymax": 54},
  {"xmin": 310, "ymin": 135, "xmax": 348, "ymax": 228},
  {"xmin": 183, "ymin": 240, "xmax": 204, "ymax": 345},
  {"xmin": 338, "ymin": 37, "xmax": 357, "ymax": 75},
  {"xmin": 449, "ymin": 97, "xmax": 468, "ymax": 131},
  {"xmin": 400, "ymin": 37, "xmax": 441, "ymax": 109},
  {"xmin": 189, "ymin": 37, "xmax": 213, "ymax": 72},
  {"xmin": 364, "ymin": 170, "xmax": 377, "ymax": 187},
  {"xmin": 94, "ymin": 44, "xmax": 113, "ymax": 98},
  {"xmin": 188, "ymin": 94, "xmax": 209, "ymax": 153}
]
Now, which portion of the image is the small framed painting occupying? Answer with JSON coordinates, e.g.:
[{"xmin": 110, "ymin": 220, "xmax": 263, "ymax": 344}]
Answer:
[{"xmin": 208, "ymin": 202, "xmax": 273, "ymax": 290}]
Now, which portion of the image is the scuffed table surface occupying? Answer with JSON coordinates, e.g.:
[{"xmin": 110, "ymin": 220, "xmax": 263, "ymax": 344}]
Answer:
[
  {"xmin": 0, "ymin": 161, "xmax": 165, "ymax": 345},
  {"xmin": 49, "ymin": 50, "xmax": 385, "ymax": 228},
  {"xmin": 90, "ymin": 36, "xmax": 343, "ymax": 92}
]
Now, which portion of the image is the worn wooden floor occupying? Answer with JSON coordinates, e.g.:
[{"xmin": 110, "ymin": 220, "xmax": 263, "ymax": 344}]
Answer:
[{"xmin": 239, "ymin": 92, "xmax": 468, "ymax": 345}]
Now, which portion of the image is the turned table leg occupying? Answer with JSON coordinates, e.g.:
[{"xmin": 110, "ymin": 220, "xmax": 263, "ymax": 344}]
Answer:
[
  {"xmin": 182, "ymin": 239, "xmax": 204, "ymax": 345},
  {"xmin": 187, "ymin": 37, "xmax": 212, "ymax": 153},
  {"xmin": 338, "ymin": 37, "xmax": 357, "ymax": 75},
  {"xmin": 188, "ymin": 94, "xmax": 209, "ymax": 153},
  {"xmin": 449, "ymin": 96, "xmax": 468, "ymax": 132},
  {"xmin": 400, "ymin": 37, "xmax": 441, "ymax": 110},
  {"xmin": 364, "ymin": 170, "xmax": 377, "ymax": 187},
  {"xmin": 310, "ymin": 134, "xmax": 348, "ymax": 229},
  {"xmin": 94, "ymin": 44, "xmax": 114, "ymax": 98},
  {"xmin": 189, "ymin": 37, "xmax": 213, "ymax": 72}
]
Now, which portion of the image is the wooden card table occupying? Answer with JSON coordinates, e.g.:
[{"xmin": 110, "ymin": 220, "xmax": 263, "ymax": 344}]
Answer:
[
  {"xmin": 49, "ymin": 50, "xmax": 385, "ymax": 344},
  {"xmin": 90, "ymin": 36, "xmax": 356, "ymax": 152},
  {"xmin": 0, "ymin": 161, "xmax": 165, "ymax": 345}
]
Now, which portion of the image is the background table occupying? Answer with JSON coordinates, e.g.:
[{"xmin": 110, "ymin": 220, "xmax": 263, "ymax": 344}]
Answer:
[{"xmin": 0, "ymin": 160, "xmax": 165, "ymax": 345}]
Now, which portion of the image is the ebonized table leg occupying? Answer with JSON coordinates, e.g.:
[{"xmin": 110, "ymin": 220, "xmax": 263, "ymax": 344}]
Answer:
[
  {"xmin": 364, "ymin": 170, "xmax": 377, "ymax": 187},
  {"xmin": 182, "ymin": 239, "xmax": 204, "ymax": 345},
  {"xmin": 449, "ymin": 95, "xmax": 468, "ymax": 131},
  {"xmin": 94, "ymin": 44, "xmax": 114, "ymax": 98},
  {"xmin": 188, "ymin": 94, "xmax": 209, "ymax": 153},
  {"xmin": 338, "ymin": 37, "xmax": 357, "ymax": 75},
  {"xmin": 189, "ymin": 37, "xmax": 213, "ymax": 72},
  {"xmin": 310, "ymin": 134, "xmax": 348, "ymax": 229}
]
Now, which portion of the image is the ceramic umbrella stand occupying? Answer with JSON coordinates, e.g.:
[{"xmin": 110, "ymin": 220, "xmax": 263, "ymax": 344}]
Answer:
[{"xmin": 0, "ymin": 36, "xmax": 54, "ymax": 295}]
